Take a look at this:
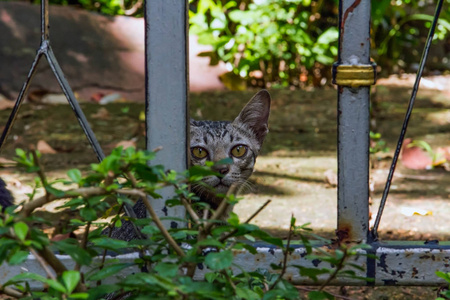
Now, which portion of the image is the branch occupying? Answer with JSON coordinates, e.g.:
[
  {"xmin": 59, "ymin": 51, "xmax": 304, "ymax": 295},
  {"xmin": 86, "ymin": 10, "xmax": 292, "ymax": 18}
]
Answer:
[
  {"xmin": 125, "ymin": 171, "xmax": 138, "ymax": 188},
  {"xmin": 31, "ymin": 149, "xmax": 49, "ymax": 201},
  {"xmin": 119, "ymin": 189, "xmax": 185, "ymax": 257},
  {"xmin": 222, "ymin": 269, "xmax": 236, "ymax": 292},
  {"xmin": 173, "ymin": 184, "xmax": 200, "ymax": 225},
  {"xmin": 29, "ymin": 248, "xmax": 56, "ymax": 280},
  {"xmin": 0, "ymin": 285, "xmax": 24, "ymax": 298},
  {"xmin": 219, "ymin": 199, "xmax": 271, "ymax": 242},
  {"xmin": 75, "ymin": 221, "xmax": 91, "ymax": 272},
  {"xmin": 98, "ymin": 204, "xmax": 126, "ymax": 286},
  {"xmin": 318, "ymin": 249, "xmax": 348, "ymax": 292},
  {"xmin": 36, "ymin": 246, "xmax": 68, "ymax": 276},
  {"xmin": 20, "ymin": 187, "xmax": 106, "ymax": 217},
  {"xmin": 202, "ymin": 183, "xmax": 239, "ymax": 234},
  {"xmin": 121, "ymin": 0, "xmax": 143, "ymax": 15},
  {"xmin": 180, "ymin": 196, "xmax": 200, "ymax": 225},
  {"xmin": 270, "ymin": 214, "xmax": 294, "ymax": 290}
]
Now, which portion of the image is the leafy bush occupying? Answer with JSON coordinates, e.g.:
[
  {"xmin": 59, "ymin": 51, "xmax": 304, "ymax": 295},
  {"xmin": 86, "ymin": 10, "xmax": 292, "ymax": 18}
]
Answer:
[
  {"xmin": 437, "ymin": 271, "xmax": 450, "ymax": 299},
  {"xmin": 190, "ymin": 0, "xmax": 450, "ymax": 88},
  {"xmin": 189, "ymin": 0, "xmax": 339, "ymax": 88},
  {"xmin": 371, "ymin": 0, "xmax": 450, "ymax": 76},
  {"xmin": 0, "ymin": 148, "xmax": 374, "ymax": 299}
]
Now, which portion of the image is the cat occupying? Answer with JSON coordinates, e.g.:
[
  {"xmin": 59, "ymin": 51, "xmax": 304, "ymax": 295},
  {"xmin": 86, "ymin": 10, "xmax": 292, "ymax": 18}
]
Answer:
[
  {"xmin": 189, "ymin": 89, "xmax": 271, "ymax": 210},
  {"xmin": 109, "ymin": 89, "xmax": 271, "ymax": 241},
  {"xmin": 0, "ymin": 90, "xmax": 271, "ymax": 241},
  {"xmin": 0, "ymin": 178, "xmax": 13, "ymax": 210}
]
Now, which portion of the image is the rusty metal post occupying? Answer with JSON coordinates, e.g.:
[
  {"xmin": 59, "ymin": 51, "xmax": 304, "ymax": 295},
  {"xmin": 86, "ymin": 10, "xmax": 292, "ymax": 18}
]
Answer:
[
  {"xmin": 145, "ymin": 0, "xmax": 189, "ymax": 227},
  {"xmin": 334, "ymin": 0, "xmax": 373, "ymax": 243}
]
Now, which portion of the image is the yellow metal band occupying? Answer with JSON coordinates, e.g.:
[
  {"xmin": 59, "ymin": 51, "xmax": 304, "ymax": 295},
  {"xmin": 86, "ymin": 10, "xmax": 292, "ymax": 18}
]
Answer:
[{"xmin": 332, "ymin": 64, "xmax": 377, "ymax": 87}]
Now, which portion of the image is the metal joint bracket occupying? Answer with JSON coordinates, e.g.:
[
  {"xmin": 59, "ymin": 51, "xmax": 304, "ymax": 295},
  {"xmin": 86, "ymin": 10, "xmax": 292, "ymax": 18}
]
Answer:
[{"xmin": 332, "ymin": 62, "xmax": 377, "ymax": 87}]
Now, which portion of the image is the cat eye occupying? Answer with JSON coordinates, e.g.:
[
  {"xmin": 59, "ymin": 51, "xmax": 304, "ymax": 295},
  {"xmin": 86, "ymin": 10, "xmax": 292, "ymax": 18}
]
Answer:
[
  {"xmin": 191, "ymin": 147, "xmax": 208, "ymax": 159},
  {"xmin": 231, "ymin": 145, "xmax": 247, "ymax": 158}
]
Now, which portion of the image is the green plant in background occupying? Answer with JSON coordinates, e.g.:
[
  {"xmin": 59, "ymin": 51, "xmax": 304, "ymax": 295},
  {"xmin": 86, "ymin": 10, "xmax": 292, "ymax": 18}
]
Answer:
[
  {"xmin": 408, "ymin": 139, "xmax": 447, "ymax": 168},
  {"xmin": 30, "ymin": 0, "xmax": 449, "ymax": 87},
  {"xmin": 369, "ymin": 131, "xmax": 389, "ymax": 156},
  {"xmin": 371, "ymin": 0, "xmax": 450, "ymax": 76},
  {"xmin": 436, "ymin": 271, "xmax": 450, "ymax": 299},
  {"xmin": 189, "ymin": 0, "xmax": 339, "ymax": 89},
  {"xmin": 1, "ymin": 148, "xmax": 374, "ymax": 299}
]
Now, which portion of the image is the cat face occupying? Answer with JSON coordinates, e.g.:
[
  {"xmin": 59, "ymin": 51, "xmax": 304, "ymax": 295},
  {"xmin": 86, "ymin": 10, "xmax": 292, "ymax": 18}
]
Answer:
[{"xmin": 190, "ymin": 90, "xmax": 271, "ymax": 200}]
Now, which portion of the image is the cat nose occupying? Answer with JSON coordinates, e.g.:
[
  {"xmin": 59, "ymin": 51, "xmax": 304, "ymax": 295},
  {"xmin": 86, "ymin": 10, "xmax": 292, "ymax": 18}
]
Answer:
[{"xmin": 214, "ymin": 166, "xmax": 230, "ymax": 175}]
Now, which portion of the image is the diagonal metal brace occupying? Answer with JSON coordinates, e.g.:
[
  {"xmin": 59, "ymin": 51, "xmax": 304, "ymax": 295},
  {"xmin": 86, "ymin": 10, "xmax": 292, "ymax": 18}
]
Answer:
[{"xmin": 332, "ymin": 62, "xmax": 377, "ymax": 87}]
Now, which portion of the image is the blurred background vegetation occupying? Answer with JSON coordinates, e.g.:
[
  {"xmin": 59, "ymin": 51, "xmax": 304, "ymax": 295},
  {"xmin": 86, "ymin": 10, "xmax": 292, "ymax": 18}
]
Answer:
[{"xmin": 32, "ymin": 0, "xmax": 450, "ymax": 88}]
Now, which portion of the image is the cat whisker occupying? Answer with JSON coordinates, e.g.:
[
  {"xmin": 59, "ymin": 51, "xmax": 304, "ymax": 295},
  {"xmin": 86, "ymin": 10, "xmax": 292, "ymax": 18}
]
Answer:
[{"xmin": 233, "ymin": 179, "xmax": 255, "ymax": 194}]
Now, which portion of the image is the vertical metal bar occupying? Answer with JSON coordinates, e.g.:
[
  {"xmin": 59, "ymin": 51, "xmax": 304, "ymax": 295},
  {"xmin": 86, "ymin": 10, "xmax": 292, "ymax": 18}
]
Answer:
[
  {"xmin": 145, "ymin": 0, "xmax": 189, "ymax": 227},
  {"xmin": 41, "ymin": 0, "xmax": 49, "ymax": 42},
  {"xmin": 336, "ymin": 0, "xmax": 371, "ymax": 243}
]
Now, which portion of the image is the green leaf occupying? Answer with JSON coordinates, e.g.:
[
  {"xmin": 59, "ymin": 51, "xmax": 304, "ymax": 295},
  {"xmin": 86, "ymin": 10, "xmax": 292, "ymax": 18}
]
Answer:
[
  {"xmin": 8, "ymin": 273, "xmax": 67, "ymax": 293},
  {"xmin": 204, "ymin": 272, "xmax": 217, "ymax": 283},
  {"xmin": 240, "ymin": 243, "xmax": 257, "ymax": 254},
  {"xmin": 250, "ymin": 230, "xmax": 283, "ymax": 247},
  {"xmin": 6, "ymin": 272, "xmax": 46, "ymax": 285},
  {"xmin": 80, "ymin": 207, "xmax": 97, "ymax": 221},
  {"xmin": 46, "ymin": 186, "xmax": 65, "ymax": 198},
  {"xmin": 308, "ymin": 290, "xmax": 334, "ymax": 300},
  {"xmin": 204, "ymin": 250, "xmax": 233, "ymax": 271},
  {"xmin": 196, "ymin": 238, "xmax": 225, "ymax": 248},
  {"xmin": 141, "ymin": 225, "xmax": 160, "ymax": 235},
  {"xmin": 436, "ymin": 271, "xmax": 450, "ymax": 282},
  {"xmin": 154, "ymin": 262, "xmax": 179, "ymax": 278},
  {"xmin": 53, "ymin": 239, "xmax": 92, "ymax": 266},
  {"xmin": 15, "ymin": 148, "xmax": 26, "ymax": 159},
  {"xmin": 67, "ymin": 169, "xmax": 82, "ymax": 184},
  {"xmin": 46, "ymin": 279, "xmax": 68, "ymax": 293},
  {"xmin": 14, "ymin": 222, "xmax": 29, "ymax": 241},
  {"xmin": 317, "ymin": 27, "xmax": 339, "ymax": 44},
  {"xmin": 90, "ymin": 238, "xmax": 129, "ymax": 251},
  {"xmin": 62, "ymin": 271, "xmax": 80, "ymax": 294},
  {"xmin": 87, "ymin": 263, "xmax": 133, "ymax": 281},
  {"xmin": 8, "ymin": 250, "xmax": 29, "ymax": 265},
  {"xmin": 295, "ymin": 266, "xmax": 330, "ymax": 282},
  {"xmin": 188, "ymin": 165, "xmax": 220, "ymax": 179},
  {"xmin": 227, "ymin": 211, "xmax": 240, "ymax": 226},
  {"xmin": 87, "ymin": 284, "xmax": 121, "ymax": 300},
  {"xmin": 236, "ymin": 286, "xmax": 260, "ymax": 300},
  {"xmin": 68, "ymin": 293, "xmax": 89, "ymax": 299}
]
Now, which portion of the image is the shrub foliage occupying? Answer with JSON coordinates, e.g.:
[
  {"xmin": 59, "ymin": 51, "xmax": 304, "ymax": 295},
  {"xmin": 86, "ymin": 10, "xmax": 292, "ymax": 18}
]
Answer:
[{"xmin": 0, "ymin": 148, "xmax": 373, "ymax": 299}]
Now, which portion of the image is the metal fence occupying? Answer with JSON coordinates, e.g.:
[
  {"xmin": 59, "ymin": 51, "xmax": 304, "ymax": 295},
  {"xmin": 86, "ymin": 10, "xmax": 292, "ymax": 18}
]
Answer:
[{"xmin": 1, "ymin": 0, "xmax": 449, "ymax": 287}]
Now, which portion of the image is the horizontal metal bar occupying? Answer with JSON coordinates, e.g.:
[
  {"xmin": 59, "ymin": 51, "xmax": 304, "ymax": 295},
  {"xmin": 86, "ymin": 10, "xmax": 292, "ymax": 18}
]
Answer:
[
  {"xmin": 374, "ymin": 245, "xmax": 450, "ymax": 286},
  {"xmin": 2, "ymin": 243, "xmax": 449, "ymax": 288}
]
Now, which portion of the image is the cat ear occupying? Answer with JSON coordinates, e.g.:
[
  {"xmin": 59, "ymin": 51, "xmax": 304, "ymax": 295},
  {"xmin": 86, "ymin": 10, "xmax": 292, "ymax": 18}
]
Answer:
[{"xmin": 233, "ymin": 90, "xmax": 271, "ymax": 146}]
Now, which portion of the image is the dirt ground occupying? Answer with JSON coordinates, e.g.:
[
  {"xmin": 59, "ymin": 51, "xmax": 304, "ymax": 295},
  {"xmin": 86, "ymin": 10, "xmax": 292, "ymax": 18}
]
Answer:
[{"xmin": 0, "ymin": 80, "xmax": 449, "ymax": 299}]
